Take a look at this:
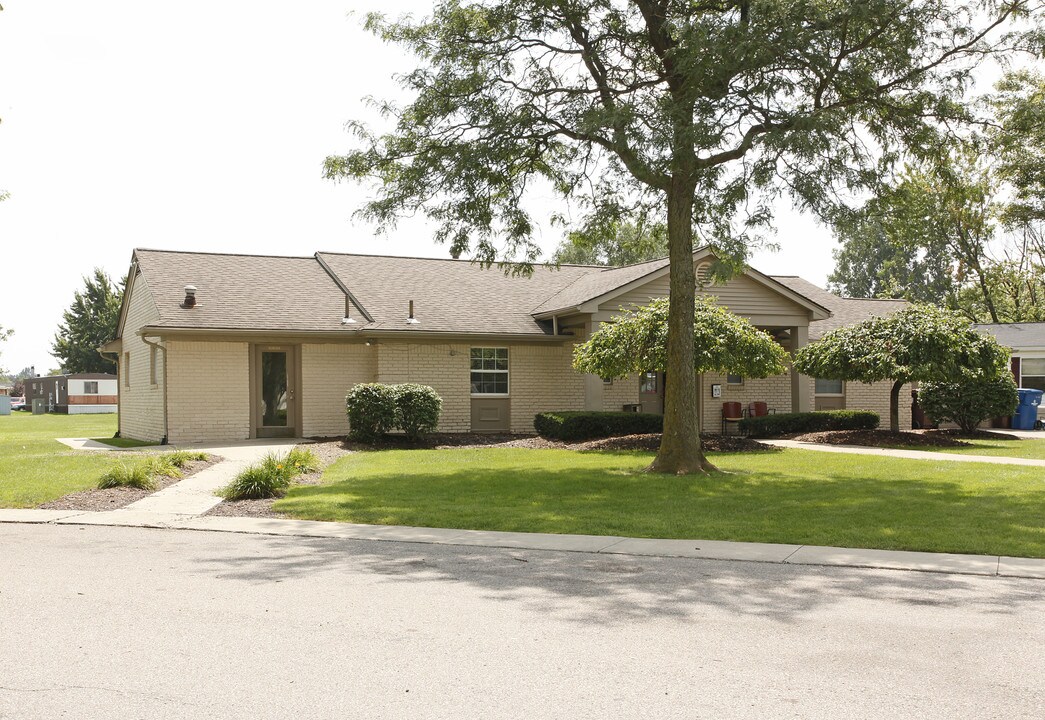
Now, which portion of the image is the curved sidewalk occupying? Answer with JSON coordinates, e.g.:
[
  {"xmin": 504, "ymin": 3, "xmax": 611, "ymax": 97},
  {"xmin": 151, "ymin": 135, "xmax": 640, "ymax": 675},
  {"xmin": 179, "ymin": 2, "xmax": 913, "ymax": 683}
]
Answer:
[{"xmin": 761, "ymin": 439, "xmax": 1045, "ymax": 467}]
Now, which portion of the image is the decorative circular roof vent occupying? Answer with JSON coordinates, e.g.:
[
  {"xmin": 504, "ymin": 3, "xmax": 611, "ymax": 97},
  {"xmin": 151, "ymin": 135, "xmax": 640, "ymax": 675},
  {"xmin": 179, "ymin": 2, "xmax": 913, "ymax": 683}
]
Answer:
[{"xmin": 696, "ymin": 262, "xmax": 712, "ymax": 286}]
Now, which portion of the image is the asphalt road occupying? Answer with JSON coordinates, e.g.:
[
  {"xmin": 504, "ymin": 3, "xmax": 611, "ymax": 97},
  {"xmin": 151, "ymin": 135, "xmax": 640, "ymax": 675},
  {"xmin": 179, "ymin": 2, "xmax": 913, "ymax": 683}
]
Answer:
[{"xmin": 1, "ymin": 524, "xmax": 1042, "ymax": 719}]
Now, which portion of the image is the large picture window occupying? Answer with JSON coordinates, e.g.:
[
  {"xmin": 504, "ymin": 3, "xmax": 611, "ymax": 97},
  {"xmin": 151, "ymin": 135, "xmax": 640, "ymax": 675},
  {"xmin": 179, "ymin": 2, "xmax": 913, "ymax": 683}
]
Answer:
[
  {"xmin": 1020, "ymin": 358, "xmax": 1045, "ymax": 392},
  {"xmin": 470, "ymin": 348, "xmax": 509, "ymax": 395},
  {"xmin": 815, "ymin": 378, "xmax": 844, "ymax": 395}
]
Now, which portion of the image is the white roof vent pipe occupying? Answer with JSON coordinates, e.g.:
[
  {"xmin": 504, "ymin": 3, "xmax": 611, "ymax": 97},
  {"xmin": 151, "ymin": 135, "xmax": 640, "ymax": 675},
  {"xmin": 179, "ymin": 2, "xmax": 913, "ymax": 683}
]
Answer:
[
  {"xmin": 341, "ymin": 296, "xmax": 357, "ymax": 325},
  {"xmin": 406, "ymin": 300, "xmax": 420, "ymax": 325},
  {"xmin": 181, "ymin": 285, "xmax": 198, "ymax": 308}
]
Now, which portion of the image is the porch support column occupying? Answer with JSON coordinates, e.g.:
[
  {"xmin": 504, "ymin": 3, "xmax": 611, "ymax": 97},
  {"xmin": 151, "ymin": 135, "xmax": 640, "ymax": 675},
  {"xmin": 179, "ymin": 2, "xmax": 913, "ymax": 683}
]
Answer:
[
  {"xmin": 790, "ymin": 325, "xmax": 811, "ymax": 413},
  {"xmin": 583, "ymin": 319, "xmax": 604, "ymax": 411}
]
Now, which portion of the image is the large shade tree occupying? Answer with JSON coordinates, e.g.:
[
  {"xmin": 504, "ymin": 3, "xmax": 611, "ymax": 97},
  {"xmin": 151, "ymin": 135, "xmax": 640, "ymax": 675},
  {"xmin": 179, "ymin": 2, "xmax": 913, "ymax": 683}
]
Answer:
[
  {"xmin": 325, "ymin": 0, "xmax": 1038, "ymax": 474},
  {"xmin": 573, "ymin": 297, "xmax": 788, "ymax": 472},
  {"xmin": 793, "ymin": 305, "xmax": 1010, "ymax": 432}
]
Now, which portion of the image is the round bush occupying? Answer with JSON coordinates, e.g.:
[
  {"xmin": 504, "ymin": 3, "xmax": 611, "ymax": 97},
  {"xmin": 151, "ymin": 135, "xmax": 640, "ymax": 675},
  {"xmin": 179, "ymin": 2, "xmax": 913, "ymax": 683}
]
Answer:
[
  {"xmin": 393, "ymin": 384, "xmax": 443, "ymax": 441},
  {"xmin": 345, "ymin": 383, "xmax": 398, "ymax": 442},
  {"xmin": 919, "ymin": 372, "xmax": 1019, "ymax": 433}
]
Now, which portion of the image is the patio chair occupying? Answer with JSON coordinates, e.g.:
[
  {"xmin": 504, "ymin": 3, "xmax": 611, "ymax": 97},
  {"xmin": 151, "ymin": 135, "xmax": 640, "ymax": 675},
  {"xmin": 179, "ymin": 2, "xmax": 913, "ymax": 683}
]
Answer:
[
  {"xmin": 721, "ymin": 401, "xmax": 744, "ymax": 435},
  {"xmin": 747, "ymin": 401, "xmax": 775, "ymax": 418}
]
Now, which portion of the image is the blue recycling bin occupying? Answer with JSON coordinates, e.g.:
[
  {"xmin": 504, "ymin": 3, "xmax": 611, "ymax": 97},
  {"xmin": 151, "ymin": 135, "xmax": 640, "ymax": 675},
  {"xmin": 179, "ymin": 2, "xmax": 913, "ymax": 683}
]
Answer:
[{"xmin": 1011, "ymin": 388, "xmax": 1043, "ymax": 430}]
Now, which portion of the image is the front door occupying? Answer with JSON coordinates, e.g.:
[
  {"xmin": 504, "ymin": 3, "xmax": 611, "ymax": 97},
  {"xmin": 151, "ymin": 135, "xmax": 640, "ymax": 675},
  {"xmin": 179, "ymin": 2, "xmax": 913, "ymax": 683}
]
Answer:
[
  {"xmin": 254, "ymin": 345, "xmax": 298, "ymax": 438},
  {"xmin": 639, "ymin": 371, "xmax": 664, "ymax": 414}
]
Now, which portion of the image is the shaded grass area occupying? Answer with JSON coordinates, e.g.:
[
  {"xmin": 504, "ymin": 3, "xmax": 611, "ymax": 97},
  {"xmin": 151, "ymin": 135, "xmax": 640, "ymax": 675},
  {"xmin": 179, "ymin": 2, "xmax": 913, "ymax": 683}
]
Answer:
[
  {"xmin": 91, "ymin": 436, "xmax": 157, "ymax": 448},
  {"xmin": 275, "ymin": 447, "xmax": 1045, "ymax": 557},
  {"xmin": 0, "ymin": 413, "xmax": 120, "ymax": 507}
]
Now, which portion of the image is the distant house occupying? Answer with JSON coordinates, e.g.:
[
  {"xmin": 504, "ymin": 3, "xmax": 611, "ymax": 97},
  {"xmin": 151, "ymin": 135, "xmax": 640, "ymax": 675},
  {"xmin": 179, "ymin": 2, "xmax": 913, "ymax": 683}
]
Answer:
[
  {"xmin": 0, "ymin": 385, "xmax": 10, "ymax": 416},
  {"xmin": 103, "ymin": 247, "xmax": 913, "ymax": 444},
  {"xmin": 25, "ymin": 374, "xmax": 118, "ymax": 414},
  {"xmin": 975, "ymin": 322, "xmax": 1045, "ymax": 422}
]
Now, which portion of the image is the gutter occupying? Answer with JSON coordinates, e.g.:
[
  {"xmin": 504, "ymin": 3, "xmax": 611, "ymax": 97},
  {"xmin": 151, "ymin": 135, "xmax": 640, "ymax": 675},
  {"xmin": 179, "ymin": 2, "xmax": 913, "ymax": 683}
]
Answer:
[
  {"xmin": 138, "ymin": 326, "xmax": 573, "ymax": 343},
  {"xmin": 139, "ymin": 333, "xmax": 169, "ymax": 445}
]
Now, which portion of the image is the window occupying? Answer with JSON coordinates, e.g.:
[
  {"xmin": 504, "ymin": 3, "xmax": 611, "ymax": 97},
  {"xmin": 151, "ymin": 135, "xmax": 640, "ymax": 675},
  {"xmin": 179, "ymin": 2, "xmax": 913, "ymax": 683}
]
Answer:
[
  {"xmin": 726, "ymin": 374, "xmax": 743, "ymax": 385},
  {"xmin": 83, "ymin": 381, "xmax": 99, "ymax": 394},
  {"xmin": 640, "ymin": 372, "xmax": 658, "ymax": 394},
  {"xmin": 815, "ymin": 378, "xmax": 844, "ymax": 395},
  {"xmin": 470, "ymin": 348, "xmax": 509, "ymax": 395},
  {"xmin": 123, "ymin": 352, "xmax": 131, "ymax": 387},
  {"xmin": 1020, "ymin": 358, "xmax": 1045, "ymax": 392}
]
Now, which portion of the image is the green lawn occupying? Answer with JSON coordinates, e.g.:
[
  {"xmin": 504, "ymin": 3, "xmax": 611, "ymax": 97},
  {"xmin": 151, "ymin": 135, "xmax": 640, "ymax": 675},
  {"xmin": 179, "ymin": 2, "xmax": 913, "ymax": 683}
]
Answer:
[
  {"xmin": 275, "ymin": 447, "xmax": 1045, "ymax": 557},
  {"xmin": 0, "ymin": 413, "xmax": 122, "ymax": 507},
  {"xmin": 901, "ymin": 437, "xmax": 1045, "ymax": 460}
]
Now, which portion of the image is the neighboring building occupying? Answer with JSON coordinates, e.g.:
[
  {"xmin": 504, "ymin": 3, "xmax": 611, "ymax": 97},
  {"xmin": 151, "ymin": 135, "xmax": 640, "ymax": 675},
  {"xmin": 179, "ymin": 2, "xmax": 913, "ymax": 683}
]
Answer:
[
  {"xmin": 0, "ymin": 385, "xmax": 10, "ymax": 416},
  {"xmin": 103, "ymin": 247, "xmax": 912, "ymax": 444},
  {"xmin": 25, "ymin": 373, "xmax": 118, "ymax": 414},
  {"xmin": 974, "ymin": 322, "xmax": 1045, "ymax": 422}
]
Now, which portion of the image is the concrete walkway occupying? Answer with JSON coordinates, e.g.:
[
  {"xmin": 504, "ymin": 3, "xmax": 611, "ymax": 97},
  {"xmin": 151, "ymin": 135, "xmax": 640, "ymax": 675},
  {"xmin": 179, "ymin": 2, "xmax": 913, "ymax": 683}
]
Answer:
[{"xmin": 762, "ymin": 438, "xmax": 1045, "ymax": 467}]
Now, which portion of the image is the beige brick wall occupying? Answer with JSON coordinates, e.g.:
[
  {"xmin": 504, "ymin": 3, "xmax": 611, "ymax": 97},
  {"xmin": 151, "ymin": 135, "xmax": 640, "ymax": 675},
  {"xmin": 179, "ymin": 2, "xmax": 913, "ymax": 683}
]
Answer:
[
  {"xmin": 376, "ymin": 341, "xmax": 472, "ymax": 432},
  {"xmin": 167, "ymin": 341, "xmax": 250, "ymax": 443},
  {"xmin": 509, "ymin": 343, "xmax": 586, "ymax": 432},
  {"xmin": 701, "ymin": 371, "xmax": 793, "ymax": 433},
  {"xmin": 845, "ymin": 380, "xmax": 913, "ymax": 430},
  {"xmin": 301, "ymin": 343, "xmax": 377, "ymax": 437},
  {"xmin": 118, "ymin": 274, "xmax": 166, "ymax": 442},
  {"xmin": 602, "ymin": 374, "xmax": 640, "ymax": 412}
]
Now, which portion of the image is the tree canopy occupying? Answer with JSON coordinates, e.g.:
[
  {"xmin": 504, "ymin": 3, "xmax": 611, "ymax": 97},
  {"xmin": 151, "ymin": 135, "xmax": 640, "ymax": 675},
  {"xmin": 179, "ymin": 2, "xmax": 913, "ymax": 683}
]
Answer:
[
  {"xmin": 326, "ymin": 0, "xmax": 1039, "ymax": 474},
  {"xmin": 0, "ymin": 325, "xmax": 12, "ymax": 377},
  {"xmin": 793, "ymin": 305, "xmax": 1010, "ymax": 432},
  {"xmin": 574, "ymin": 296, "xmax": 788, "ymax": 379},
  {"xmin": 51, "ymin": 269, "xmax": 124, "ymax": 374},
  {"xmin": 553, "ymin": 220, "xmax": 668, "ymax": 266}
]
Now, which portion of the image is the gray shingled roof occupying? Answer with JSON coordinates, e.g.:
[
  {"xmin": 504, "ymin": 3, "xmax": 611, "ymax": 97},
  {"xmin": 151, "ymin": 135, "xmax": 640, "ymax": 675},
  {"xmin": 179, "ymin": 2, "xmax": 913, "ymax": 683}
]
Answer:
[
  {"xmin": 974, "ymin": 322, "xmax": 1045, "ymax": 350},
  {"xmin": 316, "ymin": 252, "xmax": 596, "ymax": 334},
  {"xmin": 770, "ymin": 276, "xmax": 908, "ymax": 340},
  {"xmin": 531, "ymin": 256, "xmax": 671, "ymax": 314},
  {"xmin": 135, "ymin": 250, "xmax": 350, "ymax": 332}
]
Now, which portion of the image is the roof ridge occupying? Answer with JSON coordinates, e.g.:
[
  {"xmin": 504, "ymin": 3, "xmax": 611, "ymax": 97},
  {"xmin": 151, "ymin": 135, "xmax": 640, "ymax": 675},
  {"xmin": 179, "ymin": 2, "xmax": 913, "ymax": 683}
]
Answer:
[
  {"xmin": 318, "ymin": 250, "xmax": 604, "ymax": 268},
  {"xmin": 135, "ymin": 247, "xmax": 316, "ymax": 261}
]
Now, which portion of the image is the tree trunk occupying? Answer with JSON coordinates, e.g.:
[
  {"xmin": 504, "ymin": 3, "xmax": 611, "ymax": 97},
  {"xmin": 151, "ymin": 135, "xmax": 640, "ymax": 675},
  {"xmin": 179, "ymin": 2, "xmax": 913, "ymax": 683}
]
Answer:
[
  {"xmin": 649, "ymin": 176, "xmax": 714, "ymax": 474},
  {"xmin": 889, "ymin": 379, "xmax": 904, "ymax": 433}
]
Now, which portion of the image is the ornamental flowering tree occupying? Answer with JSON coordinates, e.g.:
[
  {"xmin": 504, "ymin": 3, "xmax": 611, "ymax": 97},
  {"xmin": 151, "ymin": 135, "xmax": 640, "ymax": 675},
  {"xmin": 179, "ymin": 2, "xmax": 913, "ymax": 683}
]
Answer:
[
  {"xmin": 793, "ymin": 305, "xmax": 1010, "ymax": 432},
  {"xmin": 572, "ymin": 297, "xmax": 788, "ymax": 473}
]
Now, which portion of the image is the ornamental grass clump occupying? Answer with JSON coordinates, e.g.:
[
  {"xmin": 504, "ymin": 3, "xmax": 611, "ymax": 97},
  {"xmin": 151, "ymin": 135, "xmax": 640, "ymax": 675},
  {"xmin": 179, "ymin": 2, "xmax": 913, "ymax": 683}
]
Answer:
[
  {"xmin": 165, "ymin": 450, "xmax": 209, "ymax": 467},
  {"xmin": 219, "ymin": 448, "xmax": 322, "ymax": 500},
  {"xmin": 98, "ymin": 462, "xmax": 157, "ymax": 491}
]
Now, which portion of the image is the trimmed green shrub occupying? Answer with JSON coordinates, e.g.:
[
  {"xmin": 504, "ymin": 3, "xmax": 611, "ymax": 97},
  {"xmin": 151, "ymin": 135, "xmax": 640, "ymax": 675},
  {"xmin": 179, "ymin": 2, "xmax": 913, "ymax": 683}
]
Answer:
[
  {"xmin": 98, "ymin": 462, "xmax": 157, "ymax": 491},
  {"xmin": 534, "ymin": 411, "xmax": 664, "ymax": 441},
  {"xmin": 738, "ymin": 410, "xmax": 880, "ymax": 438},
  {"xmin": 393, "ymin": 384, "xmax": 443, "ymax": 441},
  {"xmin": 919, "ymin": 372, "xmax": 1019, "ymax": 433},
  {"xmin": 346, "ymin": 383, "xmax": 398, "ymax": 442},
  {"xmin": 284, "ymin": 447, "xmax": 322, "ymax": 474}
]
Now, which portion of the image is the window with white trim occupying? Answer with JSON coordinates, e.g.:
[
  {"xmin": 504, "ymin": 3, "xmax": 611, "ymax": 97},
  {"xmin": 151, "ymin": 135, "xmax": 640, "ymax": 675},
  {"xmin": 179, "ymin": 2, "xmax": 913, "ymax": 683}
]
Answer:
[
  {"xmin": 83, "ymin": 381, "xmax": 99, "ymax": 394},
  {"xmin": 470, "ymin": 348, "xmax": 509, "ymax": 395},
  {"xmin": 1020, "ymin": 358, "xmax": 1045, "ymax": 392}
]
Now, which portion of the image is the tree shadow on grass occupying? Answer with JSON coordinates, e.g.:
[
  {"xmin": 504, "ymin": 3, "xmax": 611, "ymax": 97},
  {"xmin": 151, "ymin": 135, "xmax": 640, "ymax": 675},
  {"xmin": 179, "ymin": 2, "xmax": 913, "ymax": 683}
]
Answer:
[
  {"xmin": 274, "ymin": 462, "xmax": 1045, "ymax": 558},
  {"xmin": 191, "ymin": 532, "xmax": 1044, "ymax": 627}
]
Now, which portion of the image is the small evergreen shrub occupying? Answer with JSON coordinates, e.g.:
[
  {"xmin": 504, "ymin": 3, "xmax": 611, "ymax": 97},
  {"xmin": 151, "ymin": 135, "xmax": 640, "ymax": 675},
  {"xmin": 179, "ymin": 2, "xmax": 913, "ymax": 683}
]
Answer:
[
  {"xmin": 98, "ymin": 462, "xmax": 157, "ymax": 491},
  {"xmin": 738, "ymin": 410, "xmax": 879, "ymax": 438},
  {"xmin": 345, "ymin": 383, "xmax": 398, "ymax": 442},
  {"xmin": 393, "ymin": 384, "xmax": 443, "ymax": 441},
  {"xmin": 534, "ymin": 411, "xmax": 664, "ymax": 441},
  {"xmin": 919, "ymin": 373, "xmax": 1019, "ymax": 433}
]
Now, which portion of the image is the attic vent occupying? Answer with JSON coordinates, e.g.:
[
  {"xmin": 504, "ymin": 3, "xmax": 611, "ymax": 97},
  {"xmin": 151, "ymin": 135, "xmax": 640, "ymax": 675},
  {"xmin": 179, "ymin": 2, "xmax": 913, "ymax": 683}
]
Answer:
[
  {"xmin": 696, "ymin": 262, "xmax": 712, "ymax": 286},
  {"xmin": 181, "ymin": 285, "xmax": 197, "ymax": 308},
  {"xmin": 406, "ymin": 299, "xmax": 420, "ymax": 325}
]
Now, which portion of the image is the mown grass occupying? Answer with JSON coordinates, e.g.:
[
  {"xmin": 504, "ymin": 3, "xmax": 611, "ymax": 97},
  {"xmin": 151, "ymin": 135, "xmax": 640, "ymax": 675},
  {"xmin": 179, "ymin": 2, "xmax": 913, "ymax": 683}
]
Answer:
[
  {"xmin": 0, "ymin": 413, "xmax": 121, "ymax": 507},
  {"xmin": 275, "ymin": 447, "xmax": 1045, "ymax": 557},
  {"xmin": 902, "ymin": 437, "xmax": 1045, "ymax": 460}
]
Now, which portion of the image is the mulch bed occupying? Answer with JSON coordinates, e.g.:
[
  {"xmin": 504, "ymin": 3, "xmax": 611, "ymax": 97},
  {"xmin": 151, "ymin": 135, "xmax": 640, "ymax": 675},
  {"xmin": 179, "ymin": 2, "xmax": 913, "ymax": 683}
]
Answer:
[
  {"xmin": 37, "ymin": 457, "xmax": 220, "ymax": 512},
  {"xmin": 789, "ymin": 429, "xmax": 973, "ymax": 448}
]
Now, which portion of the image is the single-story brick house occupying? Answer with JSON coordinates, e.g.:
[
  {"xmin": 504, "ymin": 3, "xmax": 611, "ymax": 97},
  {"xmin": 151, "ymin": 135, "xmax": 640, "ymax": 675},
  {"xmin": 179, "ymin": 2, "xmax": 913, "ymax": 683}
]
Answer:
[
  {"xmin": 974, "ymin": 321, "xmax": 1045, "ymax": 423},
  {"xmin": 102, "ymin": 247, "xmax": 911, "ymax": 443}
]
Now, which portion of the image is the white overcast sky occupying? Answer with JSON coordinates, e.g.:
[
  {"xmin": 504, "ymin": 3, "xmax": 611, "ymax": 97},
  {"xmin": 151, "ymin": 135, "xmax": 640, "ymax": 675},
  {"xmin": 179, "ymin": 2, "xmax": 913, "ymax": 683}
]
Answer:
[{"xmin": 0, "ymin": 1, "xmax": 859, "ymax": 374}]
